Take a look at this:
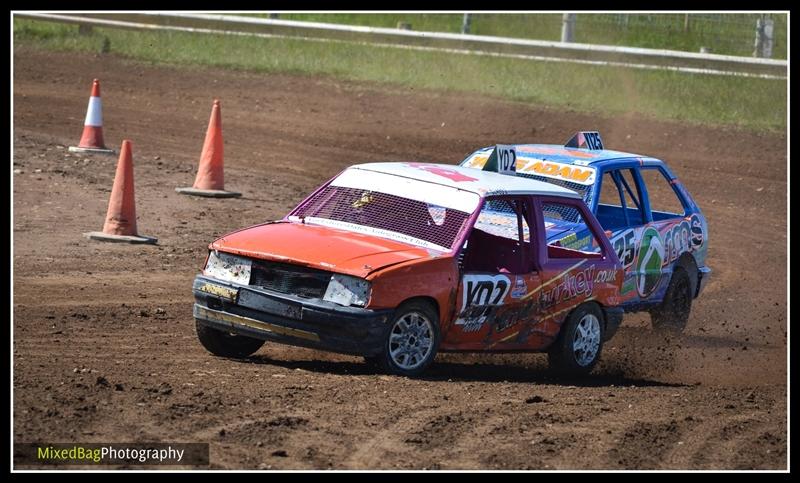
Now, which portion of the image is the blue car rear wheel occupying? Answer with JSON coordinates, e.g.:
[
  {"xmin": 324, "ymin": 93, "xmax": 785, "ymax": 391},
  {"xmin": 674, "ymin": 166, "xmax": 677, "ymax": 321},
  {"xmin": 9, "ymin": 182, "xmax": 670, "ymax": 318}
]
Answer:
[{"xmin": 651, "ymin": 267, "xmax": 692, "ymax": 334}]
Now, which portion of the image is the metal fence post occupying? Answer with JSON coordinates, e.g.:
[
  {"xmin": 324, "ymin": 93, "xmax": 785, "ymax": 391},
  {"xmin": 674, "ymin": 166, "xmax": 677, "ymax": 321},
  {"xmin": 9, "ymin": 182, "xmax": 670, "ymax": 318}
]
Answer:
[
  {"xmin": 762, "ymin": 17, "xmax": 774, "ymax": 58},
  {"xmin": 754, "ymin": 17, "xmax": 764, "ymax": 57},
  {"xmin": 753, "ymin": 15, "xmax": 774, "ymax": 58},
  {"xmin": 461, "ymin": 13, "xmax": 472, "ymax": 34},
  {"xmin": 561, "ymin": 13, "xmax": 576, "ymax": 42}
]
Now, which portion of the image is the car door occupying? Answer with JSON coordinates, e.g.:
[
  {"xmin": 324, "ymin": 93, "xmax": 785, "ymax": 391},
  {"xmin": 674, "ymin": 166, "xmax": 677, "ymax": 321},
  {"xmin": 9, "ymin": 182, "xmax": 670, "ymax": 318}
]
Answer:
[
  {"xmin": 594, "ymin": 167, "xmax": 650, "ymax": 306},
  {"xmin": 635, "ymin": 166, "xmax": 702, "ymax": 303},
  {"xmin": 535, "ymin": 196, "xmax": 623, "ymax": 346},
  {"xmin": 441, "ymin": 195, "xmax": 543, "ymax": 350}
]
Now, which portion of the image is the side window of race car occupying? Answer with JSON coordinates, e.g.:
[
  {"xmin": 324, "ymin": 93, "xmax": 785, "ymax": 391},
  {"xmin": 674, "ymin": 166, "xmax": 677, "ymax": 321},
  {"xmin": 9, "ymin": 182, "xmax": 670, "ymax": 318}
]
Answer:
[
  {"xmin": 618, "ymin": 169, "xmax": 645, "ymax": 225},
  {"xmin": 639, "ymin": 167, "xmax": 687, "ymax": 219},
  {"xmin": 462, "ymin": 197, "xmax": 534, "ymax": 275},
  {"xmin": 597, "ymin": 169, "xmax": 645, "ymax": 230},
  {"xmin": 542, "ymin": 201, "xmax": 604, "ymax": 259}
]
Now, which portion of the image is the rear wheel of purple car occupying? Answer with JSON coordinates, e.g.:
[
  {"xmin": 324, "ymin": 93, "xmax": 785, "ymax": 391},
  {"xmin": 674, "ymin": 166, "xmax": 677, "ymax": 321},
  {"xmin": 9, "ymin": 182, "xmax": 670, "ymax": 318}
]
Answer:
[
  {"xmin": 651, "ymin": 267, "xmax": 692, "ymax": 334},
  {"xmin": 548, "ymin": 303, "xmax": 605, "ymax": 376},
  {"xmin": 195, "ymin": 319, "xmax": 266, "ymax": 358},
  {"xmin": 377, "ymin": 300, "xmax": 440, "ymax": 377}
]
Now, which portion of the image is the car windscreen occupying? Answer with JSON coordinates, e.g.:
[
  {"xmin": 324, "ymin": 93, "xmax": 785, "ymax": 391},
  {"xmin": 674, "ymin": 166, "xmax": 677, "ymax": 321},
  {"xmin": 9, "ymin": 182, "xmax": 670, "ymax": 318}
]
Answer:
[{"xmin": 289, "ymin": 168, "xmax": 481, "ymax": 252}]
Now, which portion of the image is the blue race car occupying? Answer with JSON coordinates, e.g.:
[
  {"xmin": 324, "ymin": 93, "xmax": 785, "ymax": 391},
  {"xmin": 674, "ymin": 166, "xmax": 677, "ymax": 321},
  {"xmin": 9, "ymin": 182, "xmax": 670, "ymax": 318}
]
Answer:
[{"xmin": 460, "ymin": 132, "xmax": 710, "ymax": 333}]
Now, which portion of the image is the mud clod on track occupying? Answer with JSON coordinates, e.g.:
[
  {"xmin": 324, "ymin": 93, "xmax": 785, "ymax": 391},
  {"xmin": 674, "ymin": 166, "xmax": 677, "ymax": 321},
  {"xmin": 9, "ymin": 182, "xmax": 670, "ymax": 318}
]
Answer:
[{"xmin": 13, "ymin": 48, "xmax": 786, "ymax": 470}]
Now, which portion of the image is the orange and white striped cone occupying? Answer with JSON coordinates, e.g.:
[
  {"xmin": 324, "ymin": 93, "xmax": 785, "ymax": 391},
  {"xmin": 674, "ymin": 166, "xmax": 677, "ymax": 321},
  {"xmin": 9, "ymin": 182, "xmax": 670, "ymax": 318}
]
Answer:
[
  {"xmin": 176, "ymin": 99, "xmax": 241, "ymax": 198},
  {"xmin": 84, "ymin": 140, "xmax": 157, "ymax": 244},
  {"xmin": 69, "ymin": 79, "xmax": 115, "ymax": 155}
]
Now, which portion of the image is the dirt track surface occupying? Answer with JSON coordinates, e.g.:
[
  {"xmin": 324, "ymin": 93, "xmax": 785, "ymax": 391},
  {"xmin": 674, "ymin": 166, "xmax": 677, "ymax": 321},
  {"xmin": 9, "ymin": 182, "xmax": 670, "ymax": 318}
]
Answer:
[{"xmin": 13, "ymin": 48, "xmax": 787, "ymax": 470}]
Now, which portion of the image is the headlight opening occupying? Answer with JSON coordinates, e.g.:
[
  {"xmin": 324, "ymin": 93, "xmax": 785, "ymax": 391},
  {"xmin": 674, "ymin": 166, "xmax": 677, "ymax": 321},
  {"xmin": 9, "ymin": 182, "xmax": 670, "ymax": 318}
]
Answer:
[
  {"xmin": 323, "ymin": 274, "xmax": 370, "ymax": 307},
  {"xmin": 203, "ymin": 250, "xmax": 252, "ymax": 285}
]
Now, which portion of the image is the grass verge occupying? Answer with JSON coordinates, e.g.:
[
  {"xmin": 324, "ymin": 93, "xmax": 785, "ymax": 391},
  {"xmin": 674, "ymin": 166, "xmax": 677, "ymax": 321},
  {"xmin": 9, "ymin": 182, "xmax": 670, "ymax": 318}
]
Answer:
[{"xmin": 13, "ymin": 18, "xmax": 787, "ymax": 133}]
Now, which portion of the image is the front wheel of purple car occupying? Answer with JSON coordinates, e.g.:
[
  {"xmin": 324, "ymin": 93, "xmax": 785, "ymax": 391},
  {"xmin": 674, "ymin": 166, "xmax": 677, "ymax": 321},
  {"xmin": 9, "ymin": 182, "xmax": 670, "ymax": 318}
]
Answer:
[
  {"xmin": 548, "ymin": 303, "xmax": 605, "ymax": 377},
  {"xmin": 650, "ymin": 267, "xmax": 692, "ymax": 334},
  {"xmin": 195, "ymin": 319, "xmax": 266, "ymax": 358},
  {"xmin": 377, "ymin": 300, "xmax": 440, "ymax": 378}
]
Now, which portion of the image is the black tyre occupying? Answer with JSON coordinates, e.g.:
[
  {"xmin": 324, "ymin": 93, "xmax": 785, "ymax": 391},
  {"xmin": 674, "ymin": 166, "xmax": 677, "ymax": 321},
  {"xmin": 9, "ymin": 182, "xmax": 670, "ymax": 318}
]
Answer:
[
  {"xmin": 195, "ymin": 319, "xmax": 265, "ymax": 358},
  {"xmin": 376, "ymin": 300, "xmax": 440, "ymax": 377},
  {"xmin": 650, "ymin": 267, "xmax": 692, "ymax": 334},
  {"xmin": 548, "ymin": 303, "xmax": 605, "ymax": 376},
  {"xmin": 362, "ymin": 355, "xmax": 380, "ymax": 368}
]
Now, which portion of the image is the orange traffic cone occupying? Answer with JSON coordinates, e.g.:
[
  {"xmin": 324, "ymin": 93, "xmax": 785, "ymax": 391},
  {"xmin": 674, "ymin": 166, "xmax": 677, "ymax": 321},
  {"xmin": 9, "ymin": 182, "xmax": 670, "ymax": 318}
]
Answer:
[
  {"xmin": 69, "ymin": 79, "xmax": 115, "ymax": 155},
  {"xmin": 176, "ymin": 99, "xmax": 241, "ymax": 198},
  {"xmin": 84, "ymin": 140, "xmax": 157, "ymax": 244}
]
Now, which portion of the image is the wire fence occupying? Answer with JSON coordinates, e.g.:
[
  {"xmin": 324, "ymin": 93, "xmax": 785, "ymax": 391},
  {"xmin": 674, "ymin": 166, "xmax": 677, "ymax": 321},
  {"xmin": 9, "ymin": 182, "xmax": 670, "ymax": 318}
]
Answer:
[
  {"xmin": 14, "ymin": 12, "xmax": 787, "ymax": 79},
  {"xmin": 562, "ymin": 13, "xmax": 786, "ymax": 59},
  {"xmin": 265, "ymin": 13, "xmax": 787, "ymax": 60}
]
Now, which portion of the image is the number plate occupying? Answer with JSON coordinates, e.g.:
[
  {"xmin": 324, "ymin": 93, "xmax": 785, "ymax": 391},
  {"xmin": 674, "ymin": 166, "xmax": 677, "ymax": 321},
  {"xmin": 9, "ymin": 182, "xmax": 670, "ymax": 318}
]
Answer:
[
  {"xmin": 495, "ymin": 144, "xmax": 517, "ymax": 175},
  {"xmin": 198, "ymin": 282, "xmax": 239, "ymax": 302}
]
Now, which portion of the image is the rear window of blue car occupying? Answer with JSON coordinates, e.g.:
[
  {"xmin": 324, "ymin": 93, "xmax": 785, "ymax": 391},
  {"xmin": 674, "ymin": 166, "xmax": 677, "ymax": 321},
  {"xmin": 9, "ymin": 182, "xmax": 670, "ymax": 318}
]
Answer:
[{"xmin": 516, "ymin": 172, "xmax": 593, "ymax": 207}]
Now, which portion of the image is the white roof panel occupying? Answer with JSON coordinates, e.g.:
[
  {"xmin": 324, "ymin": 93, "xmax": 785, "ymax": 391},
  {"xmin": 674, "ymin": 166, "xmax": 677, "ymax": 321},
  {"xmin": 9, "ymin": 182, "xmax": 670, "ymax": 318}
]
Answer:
[
  {"xmin": 349, "ymin": 163, "xmax": 581, "ymax": 199},
  {"xmin": 331, "ymin": 167, "xmax": 481, "ymax": 213}
]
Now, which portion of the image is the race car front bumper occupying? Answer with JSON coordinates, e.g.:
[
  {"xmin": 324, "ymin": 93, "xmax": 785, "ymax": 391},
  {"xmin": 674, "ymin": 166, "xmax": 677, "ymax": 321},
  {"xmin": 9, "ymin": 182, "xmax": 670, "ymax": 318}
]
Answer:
[
  {"xmin": 192, "ymin": 275, "xmax": 393, "ymax": 357},
  {"xmin": 696, "ymin": 266, "xmax": 712, "ymax": 298}
]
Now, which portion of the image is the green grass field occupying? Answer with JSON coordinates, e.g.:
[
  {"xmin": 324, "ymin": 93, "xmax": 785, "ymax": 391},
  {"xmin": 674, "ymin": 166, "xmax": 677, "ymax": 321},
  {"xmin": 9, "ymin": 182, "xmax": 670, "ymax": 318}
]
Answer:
[{"xmin": 13, "ymin": 18, "xmax": 787, "ymax": 132}]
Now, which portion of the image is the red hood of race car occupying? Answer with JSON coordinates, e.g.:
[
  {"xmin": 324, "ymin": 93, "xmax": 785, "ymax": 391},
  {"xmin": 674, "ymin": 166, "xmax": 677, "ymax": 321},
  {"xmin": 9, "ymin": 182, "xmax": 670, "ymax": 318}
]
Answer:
[{"xmin": 210, "ymin": 221, "xmax": 441, "ymax": 278}]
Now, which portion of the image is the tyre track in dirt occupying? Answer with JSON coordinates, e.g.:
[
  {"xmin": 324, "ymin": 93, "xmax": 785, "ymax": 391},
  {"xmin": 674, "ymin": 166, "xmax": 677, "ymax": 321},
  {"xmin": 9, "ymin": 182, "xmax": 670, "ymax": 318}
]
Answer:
[{"xmin": 13, "ymin": 47, "xmax": 787, "ymax": 469}]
